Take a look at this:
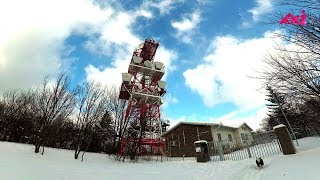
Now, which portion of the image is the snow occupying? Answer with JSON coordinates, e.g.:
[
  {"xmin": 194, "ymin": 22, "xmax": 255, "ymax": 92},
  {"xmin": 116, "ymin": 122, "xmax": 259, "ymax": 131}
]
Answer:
[
  {"xmin": 223, "ymin": 122, "xmax": 245, "ymax": 128},
  {"xmin": 1, "ymin": 139, "xmax": 320, "ymax": 180},
  {"xmin": 194, "ymin": 140, "xmax": 208, "ymax": 144},
  {"xmin": 295, "ymin": 137, "xmax": 320, "ymax": 152},
  {"xmin": 273, "ymin": 124, "xmax": 286, "ymax": 129}
]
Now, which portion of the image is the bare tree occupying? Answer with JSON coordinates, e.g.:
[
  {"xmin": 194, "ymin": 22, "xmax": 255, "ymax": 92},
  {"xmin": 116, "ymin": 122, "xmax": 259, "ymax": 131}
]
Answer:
[
  {"xmin": 269, "ymin": 0, "xmax": 320, "ymax": 55},
  {"xmin": 258, "ymin": 0, "xmax": 320, "ymax": 135},
  {"xmin": 262, "ymin": 0, "xmax": 320, "ymax": 95},
  {"xmin": 32, "ymin": 74, "xmax": 75, "ymax": 154},
  {"xmin": 262, "ymin": 50, "xmax": 320, "ymax": 100},
  {"xmin": 0, "ymin": 90, "xmax": 38, "ymax": 143},
  {"xmin": 105, "ymin": 86, "xmax": 129, "ymax": 158},
  {"xmin": 73, "ymin": 81, "xmax": 108, "ymax": 161},
  {"xmin": 0, "ymin": 91, "xmax": 22, "ymax": 140}
]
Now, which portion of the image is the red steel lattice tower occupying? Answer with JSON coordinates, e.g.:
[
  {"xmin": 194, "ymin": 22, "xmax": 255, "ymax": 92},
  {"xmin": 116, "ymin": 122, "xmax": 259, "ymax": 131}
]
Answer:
[{"xmin": 118, "ymin": 38, "xmax": 167, "ymax": 157}]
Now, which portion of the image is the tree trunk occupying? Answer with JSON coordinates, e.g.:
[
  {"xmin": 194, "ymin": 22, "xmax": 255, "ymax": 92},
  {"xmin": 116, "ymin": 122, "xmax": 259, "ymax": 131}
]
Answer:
[
  {"xmin": 81, "ymin": 136, "xmax": 92, "ymax": 162},
  {"xmin": 74, "ymin": 143, "xmax": 81, "ymax": 159},
  {"xmin": 35, "ymin": 144, "xmax": 40, "ymax": 153},
  {"xmin": 74, "ymin": 151, "xmax": 79, "ymax": 159},
  {"xmin": 41, "ymin": 145, "xmax": 45, "ymax": 155},
  {"xmin": 34, "ymin": 135, "xmax": 42, "ymax": 153}
]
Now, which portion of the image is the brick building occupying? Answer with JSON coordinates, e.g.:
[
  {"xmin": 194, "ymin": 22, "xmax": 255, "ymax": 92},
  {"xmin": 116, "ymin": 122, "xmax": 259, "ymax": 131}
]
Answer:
[{"xmin": 162, "ymin": 122, "xmax": 253, "ymax": 157}]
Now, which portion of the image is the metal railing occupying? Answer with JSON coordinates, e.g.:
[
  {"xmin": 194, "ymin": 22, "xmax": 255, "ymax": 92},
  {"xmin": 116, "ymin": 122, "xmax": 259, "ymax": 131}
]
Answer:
[{"xmin": 208, "ymin": 131, "xmax": 282, "ymax": 161}]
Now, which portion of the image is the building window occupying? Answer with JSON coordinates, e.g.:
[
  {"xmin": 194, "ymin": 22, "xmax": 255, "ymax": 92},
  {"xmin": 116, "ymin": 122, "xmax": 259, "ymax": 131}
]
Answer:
[
  {"xmin": 217, "ymin": 133, "xmax": 222, "ymax": 141},
  {"xmin": 228, "ymin": 134, "xmax": 232, "ymax": 141},
  {"xmin": 241, "ymin": 133, "xmax": 248, "ymax": 143}
]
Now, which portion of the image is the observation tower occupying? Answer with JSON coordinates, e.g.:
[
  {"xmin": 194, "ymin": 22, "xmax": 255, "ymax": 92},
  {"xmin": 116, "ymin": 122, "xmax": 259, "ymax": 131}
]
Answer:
[{"xmin": 118, "ymin": 38, "xmax": 169, "ymax": 157}]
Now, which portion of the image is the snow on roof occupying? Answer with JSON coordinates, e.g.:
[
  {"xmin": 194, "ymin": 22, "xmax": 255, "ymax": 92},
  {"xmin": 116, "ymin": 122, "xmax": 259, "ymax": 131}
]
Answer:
[
  {"xmin": 273, "ymin": 124, "xmax": 286, "ymax": 130},
  {"xmin": 194, "ymin": 140, "xmax": 208, "ymax": 144},
  {"xmin": 162, "ymin": 121, "xmax": 253, "ymax": 137},
  {"xmin": 224, "ymin": 122, "xmax": 245, "ymax": 128}
]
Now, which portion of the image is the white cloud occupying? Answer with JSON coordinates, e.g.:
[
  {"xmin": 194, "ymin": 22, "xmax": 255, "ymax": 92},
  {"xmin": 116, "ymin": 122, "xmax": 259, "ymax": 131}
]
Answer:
[
  {"xmin": 0, "ymin": 0, "xmax": 172, "ymax": 94},
  {"xmin": 171, "ymin": 10, "xmax": 201, "ymax": 43},
  {"xmin": 0, "ymin": 0, "xmax": 113, "ymax": 93},
  {"xmin": 183, "ymin": 31, "xmax": 284, "ymax": 110},
  {"xmin": 143, "ymin": 0, "xmax": 184, "ymax": 15},
  {"xmin": 134, "ymin": 10, "xmax": 153, "ymax": 18},
  {"xmin": 85, "ymin": 45, "xmax": 178, "ymax": 87},
  {"xmin": 172, "ymin": 11, "xmax": 201, "ymax": 31},
  {"xmin": 249, "ymin": 0, "xmax": 273, "ymax": 22},
  {"xmin": 83, "ymin": 10, "xmax": 178, "ymax": 87},
  {"xmin": 243, "ymin": 0, "xmax": 273, "ymax": 27},
  {"xmin": 162, "ymin": 93, "xmax": 179, "ymax": 109},
  {"xmin": 196, "ymin": 0, "xmax": 210, "ymax": 5},
  {"xmin": 214, "ymin": 107, "xmax": 268, "ymax": 131}
]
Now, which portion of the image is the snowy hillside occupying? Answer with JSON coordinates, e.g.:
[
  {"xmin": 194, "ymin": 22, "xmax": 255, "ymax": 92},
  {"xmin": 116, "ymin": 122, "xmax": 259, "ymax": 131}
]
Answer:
[{"xmin": 0, "ymin": 141, "xmax": 320, "ymax": 180}]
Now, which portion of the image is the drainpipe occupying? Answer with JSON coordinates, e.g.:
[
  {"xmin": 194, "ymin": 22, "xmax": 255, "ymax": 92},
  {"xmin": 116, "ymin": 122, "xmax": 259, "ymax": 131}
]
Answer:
[
  {"xmin": 212, "ymin": 123, "xmax": 223, "ymax": 137},
  {"xmin": 212, "ymin": 123, "xmax": 224, "ymax": 161}
]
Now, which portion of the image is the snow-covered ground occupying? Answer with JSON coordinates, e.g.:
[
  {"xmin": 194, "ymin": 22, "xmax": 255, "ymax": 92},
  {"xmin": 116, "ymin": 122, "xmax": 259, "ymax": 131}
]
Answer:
[
  {"xmin": 1, "ymin": 140, "xmax": 320, "ymax": 180},
  {"xmin": 295, "ymin": 137, "xmax": 320, "ymax": 151}
]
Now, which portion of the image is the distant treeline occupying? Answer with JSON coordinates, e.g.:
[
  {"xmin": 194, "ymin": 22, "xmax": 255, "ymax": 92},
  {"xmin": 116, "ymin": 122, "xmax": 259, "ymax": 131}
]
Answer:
[{"xmin": 0, "ymin": 73, "xmax": 130, "ymax": 161}]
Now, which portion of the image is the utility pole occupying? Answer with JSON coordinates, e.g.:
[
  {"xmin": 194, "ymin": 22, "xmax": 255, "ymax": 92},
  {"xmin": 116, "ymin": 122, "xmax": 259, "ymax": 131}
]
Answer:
[{"xmin": 272, "ymin": 90, "xmax": 299, "ymax": 146}]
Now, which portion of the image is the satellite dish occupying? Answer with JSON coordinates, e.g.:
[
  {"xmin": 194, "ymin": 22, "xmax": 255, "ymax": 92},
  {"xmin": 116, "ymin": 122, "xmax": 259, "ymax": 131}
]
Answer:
[
  {"xmin": 133, "ymin": 56, "xmax": 143, "ymax": 64},
  {"xmin": 122, "ymin": 73, "xmax": 133, "ymax": 83},
  {"xmin": 137, "ymin": 84, "xmax": 142, "ymax": 90},
  {"xmin": 138, "ymin": 43, "xmax": 144, "ymax": 49},
  {"xmin": 160, "ymin": 98, "xmax": 165, "ymax": 105},
  {"xmin": 144, "ymin": 60, "xmax": 153, "ymax": 68},
  {"xmin": 154, "ymin": 61, "xmax": 164, "ymax": 70},
  {"xmin": 158, "ymin": 80, "xmax": 166, "ymax": 89}
]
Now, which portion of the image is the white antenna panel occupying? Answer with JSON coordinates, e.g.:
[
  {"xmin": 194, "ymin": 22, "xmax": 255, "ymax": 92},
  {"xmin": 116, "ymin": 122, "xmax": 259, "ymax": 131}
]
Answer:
[
  {"xmin": 154, "ymin": 61, "xmax": 164, "ymax": 70},
  {"xmin": 149, "ymin": 86, "xmax": 155, "ymax": 91},
  {"xmin": 144, "ymin": 60, "xmax": 153, "ymax": 68},
  {"xmin": 122, "ymin": 73, "xmax": 133, "ymax": 82},
  {"xmin": 138, "ymin": 43, "xmax": 144, "ymax": 49},
  {"xmin": 158, "ymin": 80, "xmax": 166, "ymax": 89},
  {"xmin": 133, "ymin": 56, "xmax": 143, "ymax": 64},
  {"xmin": 137, "ymin": 84, "xmax": 142, "ymax": 90}
]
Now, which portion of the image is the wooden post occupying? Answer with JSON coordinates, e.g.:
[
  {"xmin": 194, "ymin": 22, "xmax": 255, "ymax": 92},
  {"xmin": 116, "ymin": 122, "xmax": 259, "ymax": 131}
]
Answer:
[
  {"xmin": 178, "ymin": 135, "xmax": 181, "ymax": 149},
  {"xmin": 183, "ymin": 130, "xmax": 186, "ymax": 145},
  {"xmin": 197, "ymin": 127, "xmax": 200, "ymax": 140}
]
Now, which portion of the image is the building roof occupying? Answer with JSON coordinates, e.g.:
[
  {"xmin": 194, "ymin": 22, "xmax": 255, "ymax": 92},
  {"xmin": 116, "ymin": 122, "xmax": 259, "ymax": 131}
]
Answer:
[
  {"xmin": 225, "ymin": 122, "xmax": 253, "ymax": 131},
  {"xmin": 162, "ymin": 121, "xmax": 253, "ymax": 136}
]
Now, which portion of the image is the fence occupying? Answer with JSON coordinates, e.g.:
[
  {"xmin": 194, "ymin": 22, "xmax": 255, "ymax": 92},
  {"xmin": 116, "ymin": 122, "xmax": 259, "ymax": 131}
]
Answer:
[{"xmin": 208, "ymin": 130, "xmax": 282, "ymax": 161}]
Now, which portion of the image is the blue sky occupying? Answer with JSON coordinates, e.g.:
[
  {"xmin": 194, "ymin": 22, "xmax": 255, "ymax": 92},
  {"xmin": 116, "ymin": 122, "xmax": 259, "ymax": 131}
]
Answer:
[{"xmin": 0, "ymin": 0, "xmax": 295, "ymax": 130}]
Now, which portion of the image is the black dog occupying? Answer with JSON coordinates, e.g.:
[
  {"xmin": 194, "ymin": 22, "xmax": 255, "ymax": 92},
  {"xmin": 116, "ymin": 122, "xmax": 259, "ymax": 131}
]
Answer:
[{"xmin": 256, "ymin": 157, "xmax": 264, "ymax": 168}]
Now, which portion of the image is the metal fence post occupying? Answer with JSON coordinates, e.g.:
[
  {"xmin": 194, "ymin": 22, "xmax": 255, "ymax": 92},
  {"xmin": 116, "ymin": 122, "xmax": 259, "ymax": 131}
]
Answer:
[
  {"xmin": 245, "ymin": 138, "xmax": 252, "ymax": 158},
  {"xmin": 218, "ymin": 140, "xmax": 224, "ymax": 161}
]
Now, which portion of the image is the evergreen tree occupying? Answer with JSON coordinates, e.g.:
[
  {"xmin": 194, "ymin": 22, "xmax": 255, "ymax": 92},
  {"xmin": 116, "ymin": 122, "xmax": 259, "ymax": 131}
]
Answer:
[{"xmin": 264, "ymin": 86, "xmax": 294, "ymax": 130}]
